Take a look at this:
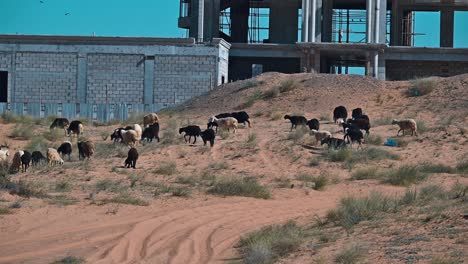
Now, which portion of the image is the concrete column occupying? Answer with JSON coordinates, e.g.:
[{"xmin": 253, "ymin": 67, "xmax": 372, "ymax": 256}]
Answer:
[
  {"xmin": 302, "ymin": 0, "xmax": 310, "ymax": 42},
  {"xmin": 204, "ymin": 0, "xmax": 220, "ymax": 41},
  {"xmin": 270, "ymin": 1, "xmax": 298, "ymax": 43},
  {"xmin": 313, "ymin": 50, "xmax": 321, "ymax": 73},
  {"xmin": 378, "ymin": 51, "xmax": 386, "ymax": 80},
  {"xmin": 197, "ymin": 0, "xmax": 204, "ymax": 42},
  {"xmin": 231, "ymin": 0, "xmax": 249, "ymax": 43},
  {"xmin": 77, "ymin": 55, "xmax": 87, "ymax": 103},
  {"xmin": 143, "ymin": 57, "xmax": 154, "ymax": 104},
  {"xmin": 377, "ymin": 0, "xmax": 387, "ymax": 44},
  {"xmin": 366, "ymin": 0, "xmax": 373, "ymax": 43},
  {"xmin": 440, "ymin": 9, "xmax": 454, "ymax": 47},
  {"xmin": 322, "ymin": 0, "xmax": 333, "ymax": 42},
  {"xmin": 315, "ymin": 0, "xmax": 322, "ymax": 42},
  {"xmin": 310, "ymin": 0, "xmax": 317, "ymax": 42},
  {"xmin": 390, "ymin": 0, "xmax": 400, "ymax": 46}
]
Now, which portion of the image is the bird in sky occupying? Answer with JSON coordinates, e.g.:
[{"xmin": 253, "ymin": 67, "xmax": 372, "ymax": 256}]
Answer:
[
  {"xmin": 65, "ymin": 12, "xmax": 70, "ymax": 16},
  {"xmin": 39, "ymin": 0, "xmax": 44, "ymax": 3}
]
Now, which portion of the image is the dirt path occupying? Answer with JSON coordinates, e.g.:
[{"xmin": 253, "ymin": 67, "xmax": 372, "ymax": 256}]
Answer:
[{"xmin": 0, "ymin": 195, "xmax": 336, "ymax": 264}]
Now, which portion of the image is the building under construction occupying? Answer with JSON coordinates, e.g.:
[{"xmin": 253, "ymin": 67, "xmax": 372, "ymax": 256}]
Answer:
[{"xmin": 179, "ymin": 0, "xmax": 468, "ymax": 81}]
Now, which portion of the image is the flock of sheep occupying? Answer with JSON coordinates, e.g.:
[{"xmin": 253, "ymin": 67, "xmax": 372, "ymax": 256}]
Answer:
[{"xmin": 0, "ymin": 107, "xmax": 417, "ymax": 172}]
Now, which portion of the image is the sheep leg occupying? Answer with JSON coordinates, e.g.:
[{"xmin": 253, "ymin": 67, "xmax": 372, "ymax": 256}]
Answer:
[
  {"xmin": 210, "ymin": 139, "xmax": 214, "ymax": 147},
  {"xmin": 133, "ymin": 160, "xmax": 136, "ymax": 169},
  {"xmin": 247, "ymin": 120, "xmax": 251, "ymax": 128},
  {"xmin": 396, "ymin": 129, "xmax": 402, "ymax": 136},
  {"xmin": 193, "ymin": 136, "xmax": 197, "ymax": 144}
]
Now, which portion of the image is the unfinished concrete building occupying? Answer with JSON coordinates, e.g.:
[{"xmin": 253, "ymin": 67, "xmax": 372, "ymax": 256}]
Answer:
[{"xmin": 179, "ymin": 0, "xmax": 468, "ymax": 81}]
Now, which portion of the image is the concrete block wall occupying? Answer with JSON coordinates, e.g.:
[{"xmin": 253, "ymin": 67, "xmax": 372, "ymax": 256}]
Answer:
[
  {"xmin": 154, "ymin": 55, "xmax": 216, "ymax": 106},
  {"xmin": 87, "ymin": 54, "xmax": 145, "ymax": 103},
  {"xmin": 14, "ymin": 52, "xmax": 77, "ymax": 103},
  {"xmin": 386, "ymin": 60, "xmax": 468, "ymax": 80}
]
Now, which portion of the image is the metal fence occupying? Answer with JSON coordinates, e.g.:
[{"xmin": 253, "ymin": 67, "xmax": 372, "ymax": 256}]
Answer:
[{"xmin": 1, "ymin": 103, "xmax": 163, "ymax": 122}]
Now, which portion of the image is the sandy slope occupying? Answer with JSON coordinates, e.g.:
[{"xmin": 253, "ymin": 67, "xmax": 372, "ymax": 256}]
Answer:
[{"xmin": 0, "ymin": 72, "xmax": 467, "ymax": 263}]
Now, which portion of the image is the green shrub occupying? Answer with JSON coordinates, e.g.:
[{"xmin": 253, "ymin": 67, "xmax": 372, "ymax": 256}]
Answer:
[
  {"xmin": 244, "ymin": 133, "xmax": 258, "ymax": 149},
  {"xmin": 312, "ymin": 174, "xmax": 328, "ymax": 190},
  {"xmin": 208, "ymin": 177, "xmax": 270, "ymax": 199},
  {"xmin": 55, "ymin": 180, "xmax": 72, "ymax": 192},
  {"xmin": 42, "ymin": 129, "xmax": 64, "ymax": 142},
  {"xmin": 50, "ymin": 256, "xmax": 85, "ymax": 264},
  {"xmin": 287, "ymin": 126, "xmax": 309, "ymax": 143},
  {"xmin": 241, "ymin": 90, "xmax": 263, "ymax": 108},
  {"xmin": 416, "ymin": 120, "xmax": 428, "ymax": 134},
  {"xmin": 335, "ymin": 244, "xmax": 366, "ymax": 264},
  {"xmin": 269, "ymin": 111, "xmax": 283, "ymax": 121},
  {"xmin": 430, "ymin": 256, "xmax": 459, "ymax": 264},
  {"xmin": 319, "ymin": 113, "xmax": 330, "ymax": 122},
  {"xmin": 372, "ymin": 116, "xmax": 393, "ymax": 127},
  {"xmin": 308, "ymin": 157, "xmax": 320, "ymax": 167},
  {"xmin": 48, "ymin": 195, "xmax": 79, "ymax": 206},
  {"xmin": 351, "ymin": 167, "xmax": 380, "ymax": 180},
  {"xmin": 418, "ymin": 163, "xmax": 455, "ymax": 174},
  {"xmin": 237, "ymin": 221, "xmax": 304, "ymax": 264},
  {"xmin": 161, "ymin": 119, "xmax": 179, "ymax": 145},
  {"xmin": 154, "ymin": 161, "xmax": 177, "ymax": 175},
  {"xmin": 456, "ymin": 160, "xmax": 468, "ymax": 175},
  {"xmin": 105, "ymin": 193, "xmax": 149, "ymax": 206},
  {"xmin": 26, "ymin": 136, "xmax": 48, "ymax": 152},
  {"xmin": 95, "ymin": 179, "xmax": 127, "ymax": 193},
  {"xmin": 399, "ymin": 188, "xmax": 418, "ymax": 205},
  {"xmin": 170, "ymin": 186, "xmax": 191, "ymax": 197},
  {"xmin": 278, "ymin": 79, "xmax": 297, "ymax": 93},
  {"xmin": 0, "ymin": 207, "xmax": 12, "ymax": 215},
  {"xmin": 365, "ymin": 134, "xmax": 383, "ymax": 145},
  {"xmin": 9, "ymin": 124, "xmax": 34, "ymax": 139},
  {"xmin": 381, "ymin": 165, "xmax": 427, "ymax": 186},
  {"xmin": 175, "ymin": 176, "xmax": 198, "ymax": 186},
  {"xmin": 407, "ymin": 78, "xmax": 437, "ymax": 97},
  {"xmin": 323, "ymin": 148, "xmax": 352, "ymax": 162},
  {"xmin": 9, "ymin": 180, "xmax": 48, "ymax": 198},
  {"xmin": 326, "ymin": 192, "xmax": 399, "ymax": 229},
  {"xmin": 263, "ymin": 87, "xmax": 280, "ymax": 99}
]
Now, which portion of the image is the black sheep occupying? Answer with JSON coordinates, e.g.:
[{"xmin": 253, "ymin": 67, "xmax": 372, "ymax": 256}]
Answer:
[
  {"xmin": 179, "ymin": 125, "xmax": 202, "ymax": 144},
  {"xmin": 57, "ymin": 141, "xmax": 72, "ymax": 161},
  {"xmin": 306, "ymin": 118, "xmax": 320, "ymax": 130},
  {"xmin": 345, "ymin": 118, "xmax": 371, "ymax": 135},
  {"xmin": 231, "ymin": 111, "xmax": 251, "ymax": 127},
  {"xmin": 321, "ymin": 137, "xmax": 347, "ymax": 149},
  {"xmin": 284, "ymin": 115, "xmax": 307, "ymax": 131},
  {"xmin": 142, "ymin": 123, "xmax": 160, "ymax": 142},
  {"xmin": 207, "ymin": 121, "xmax": 218, "ymax": 133},
  {"xmin": 200, "ymin": 128, "xmax": 215, "ymax": 147},
  {"xmin": 351, "ymin": 108, "xmax": 363, "ymax": 119},
  {"xmin": 110, "ymin": 127, "xmax": 124, "ymax": 143},
  {"xmin": 50, "ymin": 118, "xmax": 70, "ymax": 135},
  {"xmin": 67, "ymin": 120, "xmax": 83, "ymax": 136},
  {"xmin": 344, "ymin": 128, "xmax": 364, "ymax": 146},
  {"xmin": 20, "ymin": 151, "xmax": 31, "ymax": 172},
  {"xmin": 124, "ymin": 147, "xmax": 139, "ymax": 169},
  {"xmin": 215, "ymin": 113, "xmax": 232, "ymax": 119},
  {"xmin": 31, "ymin": 151, "xmax": 46, "ymax": 166},
  {"xmin": 333, "ymin": 106, "xmax": 348, "ymax": 123}
]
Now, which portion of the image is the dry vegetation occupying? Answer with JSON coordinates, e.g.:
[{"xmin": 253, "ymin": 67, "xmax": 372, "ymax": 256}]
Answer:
[{"xmin": 0, "ymin": 72, "xmax": 467, "ymax": 263}]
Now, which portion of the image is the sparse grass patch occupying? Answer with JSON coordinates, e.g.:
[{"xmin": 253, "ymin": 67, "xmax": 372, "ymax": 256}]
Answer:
[
  {"xmin": 9, "ymin": 124, "xmax": 34, "ymax": 139},
  {"xmin": 343, "ymin": 147, "xmax": 399, "ymax": 169},
  {"xmin": 418, "ymin": 163, "xmax": 455, "ymax": 174},
  {"xmin": 0, "ymin": 207, "xmax": 12, "ymax": 214},
  {"xmin": 351, "ymin": 167, "xmax": 380, "ymax": 180},
  {"xmin": 175, "ymin": 176, "xmax": 199, "ymax": 186},
  {"xmin": 430, "ymin": 256, "xmax": 460, "ymax": 264},
  {"xmin": 128, "ymin": 174, "xmax": 141, "ymax": 188},
  {"xmin": 311, "ymin": 174, "xmax": 328, "ymax": 190},
  {"xmin": 55, "ymin": 180, "xmax": 72, "ymax": 192},
  {"xmin": 322, "ymin": 148, "xmax": 352, "ymax": 162},
  {"xmin": 308, "ymin": 157, "xmax": 320, "ymax": 167},
  {"xmin": 209, "ymin": 161, "xmax": 228, "ymax": 171},
  {"xmin": 244, "ymin": 133, "xmax": 258, "ymax": 149},
  {"xmin": 42, "ymin": 129, "xmax": 64, "ymax": 142},
  {"xmin": 269, "ymin": 111, "xmax": 283, "ymax": 121},
  {"xmin": 319, "ymin": 113, "xmax": 330, "ymax": 122},
  {"xmin": 274, "ymin": 177, "xmax": 293, "ymax": 188},
  {"xmin": 455, "ymin": 160, "xmax": 468, "ymax": 175},
  {"xmin": 8, "ymin": 180, "xmax": 48, "ymax": 198},
  {"xmin": 104, "ymin": 193, "xmax": 149, "ymax": 206},
  {"xmin": 365, "ymin": 134, "xmax": 383, "ymax": 145},
  {"xmin": 278, "ymin": 79, "xmax": 297, "ymax": 93},
  {"xmin": 9, "ymin": 200, "xmax": 22, "ymax": 208},
  {"xmin": 95, "ymin": 179, "xmax": 127, "ymax": 193},
  {"xmin": 334, "ymin": 244, "xmax": 366, "ymax": 264},
  {"xmin": 237, "ymin": 221, "xmax": 305, "ymax": 264},
  {"xmin": 241, "ymin": 89, "xmax": 263, "ymax": 108},
  {"xmin": 416, "ymin": 120, "xmax": 428, "ymax": 134},
  {"xmin": 381, "ymin": 165, "xmax": 427, "ymax": 186},
  {"xmin": 169, "ymin": 186, "xmax": 191, "ymax": 197},
  {"xmin": 239, "ymin": 80, "xmax": 263, "ymax": 91},
  {"xmin": 161, "ymin": 119, "xmax": 179, "ymax": 145},
  {"xmin": 50, "ymin": 256, "xmax": 86, "ymax": 264},
  {"xmin": 26, "ymin": 136, "xmax": 48, "ymax": 152},
  {"xmin": 48, "ymin": 195, "xmax": 79, "ymax": 206},
  {"xmin": 218, "ymin": 129, "xmax": 231, "ymax": 140},
  {"xmin": 393, "ymin": 137, "xmax": 409, "ymax": 147},
  {"xmin": 287, "ymin": 126, "xmax": 309, "ymax": 143},
  {"xmin": 326, "ymin": 191, "xmax": 399, "ymax": 229},
  {"xmin": 372, "ymin": 116, "xmax": 393, "ymax": 126},
  {"xmin": 154, "ymin": 161, "xmax": 177, "ymax": 175},
  {"xmin": 208, "ymin": 177, "xmax": 270, "ymax": 199},
  {"xmin": 94, "ymin": 143, "xmax": 128, "ymax": 159},
  {"xmin": 407, "ymin": 77, "xmax": 437, "ymax": 97},
  {"xmin": 262, "ymin": 87, "xmax": 279, "ymax": 99}
]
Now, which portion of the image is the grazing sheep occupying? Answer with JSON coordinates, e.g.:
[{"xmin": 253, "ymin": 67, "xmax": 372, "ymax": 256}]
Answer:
[
  {"xmin": 200, "ymin": 128, "xmax": 216, "ymax": 147},
  {"xmin": 310, "ymin": 129, "xmax": 332, "ymax": 145},
  {"xmin": 77, "ymin": 141, "xmax": 95, "ymax": 160},
  {"xmin": 0, "ymin": 149, "xmax": 9, "ymax": 162},
  {"xmin": 306, "ymin": 118, "xmax": 320, "ymax": 131},
  {"xmin": 284, "ymin": 115, "xmax": 307, "ymax": 131},
  {"xmin": 231, "ymin": 111, "xmax": 251, "ymax": 128},
  {"xmin": 121, "ymin": 129, "xmax": 139, "ymax": 146},
  {"xmin": 179, "ymin": 125, "xmax": 202, "ymax": 144},
  {"xmin": 143, "ymin": 113, "xmax": 159, "ymax": 127},
  {"xmin": 333, "ymin": 106, "xmax": 348, "ymax": 123},
  {"xmin": 67, "ymin": 120, "xmax": 84, "ymax": 137},
  {"xmin": 321, "ymin": 137, "xmax": 347, "ymax": 149},
  {"xmin": 125, "ymin": 124, "xmax": 142, "ymax": 140},
  {"xmin": 351, "ymin": 108, "xmax": 363, "ymax": 119},
  {"xmin": 208, "ymin": 116, "xmax": 238, "ymax": 133},
  {"xmin": 57, "ymin": 141, "xmax": 72, "ymax": 161},
  {"xmin": 124, "ymin": 147, "xmax": 139, "ymax": 169},
  {"xmin": 50, "ymin": 118, "xmax": 70, "ymax": 135},
  {"xmin": 215, "ymin": 112, "xmax": 232, "ymax": 119},
  {"xmin": 20, "ymin": 151, "xmax": 31, "ymax": 172},
  {"xmin": 31, "ymin": 151, "xmax": 46, "ymax": 166},
  {"xmin": 392, "ymin": 119, "xmax": 418, "ymax": 136},
  {"xmin": 110, "ymin": 127, "xmax": 125, "ymax": 143},
  {"xmin": 344, "ymin": 128, "xmax": 364, "ymax": 147},
  {"xmin": 142, "ymin": 123, "xmax": 160, "ymax": 142},
  {"xmin": 342, "ymin": 118, "xmax": 371, "ymax": 135},
  {"xmin": 47, "ymin": 148, "xmax": 64, "ymax": 166},
  {"xmin": 10, "ymin": 151, "xmax": 24, "ymax": 173}
]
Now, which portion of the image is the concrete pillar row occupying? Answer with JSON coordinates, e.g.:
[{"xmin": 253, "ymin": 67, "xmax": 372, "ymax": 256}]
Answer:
[
  {"xmin": 440, "ymin": 9, "xmax": 455, "ymax": 47},
  {"xmin": 302, "ymin": 0, "xmax": 310, "ymax": 42},
  {"xmin": 366, "ymin": 0, "xmax": 373, "ymax": 43}
]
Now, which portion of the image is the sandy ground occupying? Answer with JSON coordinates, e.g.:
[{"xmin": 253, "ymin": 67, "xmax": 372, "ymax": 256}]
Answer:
[{"xmin": 0, "ymin": 72, "xmax": 467, "ymax": 264}]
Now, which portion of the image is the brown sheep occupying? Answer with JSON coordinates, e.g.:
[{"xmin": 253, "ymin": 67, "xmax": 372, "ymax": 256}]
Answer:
[
  {"xmin": 392, "ymin": 119, "xmax": 418, "ymax": 136},
  {"xmin": 143, "ymin": 113, "xmax": 159, "ymax": 127},
  {"xmin": 10, "ymin": 150, "xmax": 24, "ymax": 173},
  {"xmin": 77, "ymin": 140, "xmax": 95, "ymax": 160}
]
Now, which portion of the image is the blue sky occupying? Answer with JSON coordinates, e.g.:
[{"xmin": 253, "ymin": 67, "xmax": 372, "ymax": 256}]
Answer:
[{"xmin": 0, "ymin": 0, "xmax": 466, "ymax": 47}]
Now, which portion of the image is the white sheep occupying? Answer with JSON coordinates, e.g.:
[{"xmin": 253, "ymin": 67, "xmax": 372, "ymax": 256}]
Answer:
[
  {"xmin": 310, "ymin": 129, "xmax": 332, "ymax": 145},
  {"xmin": 126, "ymin": 124, "xmax": 142, "ymax": 140},
  {"xmin": 0, "ymin": 149, "xmax": 9, "ymax": 162},
  {"xmin": 47, "ymin": 148, "xmax": 64, "ymax": 166},
  {"xmin": 392, "ymin": 119, "xmax": 418, "ymax": 136},
  {"xmin": 121, "ymin": 129, "xmax": 139, "ymax": 146},
  {"xmin": 208, "ymin": 116, "xmax": 238, "ymax": 133},
  {"xmin": 143, "ymin": 113, "xmax": 159, "ymax": 127}
]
